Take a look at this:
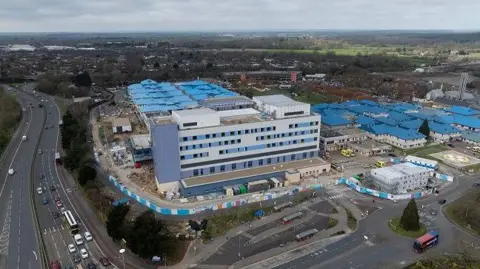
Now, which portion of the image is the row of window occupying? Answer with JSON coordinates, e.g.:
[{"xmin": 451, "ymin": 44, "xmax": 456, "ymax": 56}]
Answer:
[
  {"xmin": 219, "ymin": 138, "xmax": 317, "ymax": 155},
  {"xmin": 180, "ymin": 152, "xmax": 209, "ymax": 160},
  {"xmin": 180, "ymin": 139, "xmax": 242, "ymax": 151},
  {"xmin": 289, "ymin": 121, "xmax": 319, "ymax": 129},
  {"xmin": 180, "ymin": 126, "xmax": 277, "ymax": 142},
  {"xmin": 191, "ymin": 151, "xmax": 316, "ymax": 176},
  {"xmin": 256, "ymin": 129, "xmax": 318, "ymax": 141}
]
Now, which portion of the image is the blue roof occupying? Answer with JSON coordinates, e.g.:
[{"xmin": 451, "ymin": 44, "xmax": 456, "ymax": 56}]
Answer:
[
  {"xmin": 354, "ymin": 115, "xmax": 377, "ymax": 125},
  {"xmin": 462, "ymin": 132, "xmax": 480, "ymax": 143},
  {"xmin": 452, "ymin": 115, "xmax": 480, "ymax": 128},
  {"xmin": 373, "ymin": 117, "xmax": 397, "ymax": 126},
  {"xmin": 359, "ymin": 100, "xmax": 378, "ymax": 106},
  {"xmin": 322, "ymin": 115, "xmax": 351, "ymax": 126},
  {"xmin": 387, "ymin": 111, "xmax": 411, "ymax": 122},
  {"xmin": 446, "ymin": 105, "xmax": 480, "ymax": 116},
  {"xmin": 400, "ymin": 119, "xmax": 423, "ymax": 129},
  {"xmin": 128, "ymin": 79, "xmax": 236, "ymax": 113},
  {"xmin": 429, "ymin": 122, "xmax": 459, "ymax": 134},
  {"xmin": 361, "ymin": 124, "xmax": 425, "ymax": 140}
]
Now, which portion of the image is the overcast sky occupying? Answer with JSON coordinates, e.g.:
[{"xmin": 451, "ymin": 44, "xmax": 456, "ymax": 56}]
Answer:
[{"xmin": 0, "ymin": 0, "xmax": 479, "ymax": 32}]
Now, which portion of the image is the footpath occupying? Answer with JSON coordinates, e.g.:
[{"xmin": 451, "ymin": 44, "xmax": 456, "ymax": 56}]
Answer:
[{"xmin": 166, "ymin": 198, "xmax": 355, "ymax": 269}]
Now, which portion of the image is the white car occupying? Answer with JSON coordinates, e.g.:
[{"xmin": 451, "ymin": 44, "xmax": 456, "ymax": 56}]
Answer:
[
  {"xmin": 74, "ymin": 234, "xmax": 84, "ymax": 245},
  {"xmin": 80, "ymin": 248, "xmax": 89, "ymax": 259},
  {"xmin": 68, "ymin": 244, "xmax": 76, "ymax": 253},
  {"xmin": 8, "ymin": 169, "xmax": 14, "ymax": 175},
  {"xmin": 36, "ymin": 187, "xmax": 43, "ymax": 195},
  {"xmin": 84, "ymin": 232, "xmax": 93, "ymax": 242}
]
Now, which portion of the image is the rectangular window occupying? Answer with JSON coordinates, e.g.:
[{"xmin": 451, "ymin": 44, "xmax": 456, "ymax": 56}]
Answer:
[
  {"xmin": 193, "ymin": 154, "xmax": 198, "ymax": 158},
  {"xmin": 220, "ymin": 165, "xmax": 225, "ymax": 172},
  {"xmin": 183, "ymin": 122, "xmax": 197, "ymax": 127},
  {"xmin": 183, "ymin": 137, "xmax": 188, "ymax": 142},
  {"xmin": 310, "ymin": 152, "xmax": 314, "ymax": 158},
  {"xmin": 232, "ymin": 163, "xmax": 237, "ymax": 170},
  {"xmin": 180, "ymin": 146, "xmax": 183, "ymax": 151},
  {"xmin": 219, "ymin": 150, "xmax": 224, "ymax": 154},
  {"xmin": 303, "ymin": 153, "xmax": 307, "ymax": 159},
  {"xmin": 231, "ymin": 140, "xmax": 235, "ymax": 144},
  {"xmin": 248, "ymin": 161, "xmax": 253, "ymax": 167},
  {"xmin": 267, "ymin": 158, "xmax": 272, "ymax": 164},
  {"xmin": 237, "ymin": 131, "xmax": 241, "ymax": 135},
  {"xmin": 289, "ymin": 124, "xmax": 293, "ymax": 128},
  {"xmin": 180, "ymin": 156, "xmax": 185, "ymax": 160},
  {"xmin": 285, "ymin": 111, "xmax": 305, "ymax": 116},
  {"xmin": 237, "ymin": 139, "xmax": 241, "ymax": 143},
  {"xmin": 259, "ymin": 159, "xmax": 264, "ymax": 166},
  {"xmin": 213, "ymin": 134, "xmax": 217, "ymax": 138},
  {"xmin": 206, "ymin": 134, "xmax": 210, "ymax": 139},
  {"xmin": 193, "ymin": 169, "xmax": 199, "ymax": 176},
  {"xmin": 291, "ymin": 154, "xmax": 296, "ymax": 160},
  {"xmin": 230, "ymin": 131, "xmax": 235, "ymax": 136},
  {"xmin": 261, "ymin": 128, "xmax": 265, "ymax": 132},
  {"xmin": 192, "ymin": 136, "xmax": 197, "ymax": 140},
  {"xmin": 221, "ymin": 132, "xmax": 226, "ymax": 137},
  {"xmin": 210, "ymin": 167, "xmax": 215, "ymax": 173},
  {"xmin": 245, "ymin": 129, "xmax": 250, "ymax": 134}
]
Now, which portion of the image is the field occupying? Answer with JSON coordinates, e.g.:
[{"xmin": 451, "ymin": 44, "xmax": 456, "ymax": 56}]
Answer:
[{"xmin": 252, "ymin": 45, "xmax": 417, "ymax": 57}]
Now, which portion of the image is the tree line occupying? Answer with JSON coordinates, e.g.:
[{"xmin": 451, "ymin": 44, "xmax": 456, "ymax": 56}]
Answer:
[{"xmin": 0, "ymin": 86, "xmax": 21, "ymax": 155}]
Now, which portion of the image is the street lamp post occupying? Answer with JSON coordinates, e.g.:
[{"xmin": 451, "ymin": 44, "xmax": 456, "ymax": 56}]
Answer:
[{"xmin": 119, "ymin": 249, "xmax": 126, "ymax": 269}]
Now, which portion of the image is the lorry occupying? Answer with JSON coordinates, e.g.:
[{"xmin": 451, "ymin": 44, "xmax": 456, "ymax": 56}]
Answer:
[{"xmin": 413, "ymin": 230, "xmax": 439, "ymax": 253}]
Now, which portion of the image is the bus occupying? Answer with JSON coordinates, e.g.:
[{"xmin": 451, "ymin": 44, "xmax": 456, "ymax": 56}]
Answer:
[
  {"xmin": 274, "ymin": 201, "xmax": 294, "ymax": 212},
  {"xmin": 413, "ymin": 231, "xmax": 439, "ymax": 253},
  {"xmin": 63, "ymin": 210, "xmax": 79, "ymax": 234},
  {"xmin": 295, "ymin": 229, "xmax": 318, "ymax": 241},
  {"xmin": 282, "ymin": 212, "xmax": 303, "ymax": 224}
]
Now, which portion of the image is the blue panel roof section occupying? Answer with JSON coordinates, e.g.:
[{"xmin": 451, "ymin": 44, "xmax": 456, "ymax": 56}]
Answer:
[
  {"xmin": 322, "ymin": 115, "xmax": 351, "ymax": 126},
  {"xmin": 354, "ymin": 115, "xmax": 377, "ymax": 125},
  {"xmin": 429, "ymin": 122, "xmax": 459, "ymax": 134},
  {"xmin": 129, "ymin": 79, "xmax": 240, "ymax": 113},
  {"xmin": 400, "ymin": 119, "xmax": 423, "ymax": 129},
  {"xmin": 462, "ymin": 132, "xmax": 480, "ymax": 143},
  {"xmin": 452, "ymin": 115, "xmax": 480, "ymax": 128},
  {"xmin": 176, "ymin": 80, "xmax": 238, "ymax": 101},
  {"xmin": 373, "ymin": 116, "xmax": 397, "ymax": 126},
  {"xmin": 446, "ymin": 105, "xmax": 480, "ymax": 116}
]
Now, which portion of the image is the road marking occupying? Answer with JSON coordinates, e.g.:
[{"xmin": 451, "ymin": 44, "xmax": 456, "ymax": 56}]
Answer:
[{"xmin": 32, "ymin": 250, "xmax": 37, "ymax": 260}]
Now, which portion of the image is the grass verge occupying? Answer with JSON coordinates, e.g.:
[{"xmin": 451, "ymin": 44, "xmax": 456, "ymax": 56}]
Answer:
[
  {"xmin": 404, "ymin": 144, "xmax": 447, "ymax": 158},
  {"xmin": 203, "ymin": 205, "xmax": 274, "ymax": 240},
  {"xmin": 327, "ymin": 218, "xmax": 339, "ymax": 229},
  {"xmin": 444, "ymin": 191, "xmax": 480, "ymax": 236},
  {"xmin": 330, "ymin": 231, "xmax": 346, "ymax": 237},
  {"xmin": 344, "ymin": 207, "xmax": 357, "ymax": 230},
  {"xmin": 388, "ymin": 218, "xmax": 426, "ymax": 238}
]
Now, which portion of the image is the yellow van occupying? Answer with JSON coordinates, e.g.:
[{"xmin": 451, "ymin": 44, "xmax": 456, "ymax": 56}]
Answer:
[{"xmin": 375, "ymin": 161, "xmax": 385, "ymax": 168}]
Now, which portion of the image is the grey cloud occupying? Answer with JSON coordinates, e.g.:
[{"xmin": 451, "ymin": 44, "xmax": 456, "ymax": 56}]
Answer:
[{"xmin": 0, "ymin": 0, "xmax": 479, "ymax": 32}]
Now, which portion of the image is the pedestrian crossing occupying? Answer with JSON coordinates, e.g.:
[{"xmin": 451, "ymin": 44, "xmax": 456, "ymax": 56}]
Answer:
[
  {"xmin": 324, "ymin": 185, "xmax": 352, "ymax": 200},
  {"xmin": 309, "ymin": 248, "xmax": 329, "ymax": 257}
]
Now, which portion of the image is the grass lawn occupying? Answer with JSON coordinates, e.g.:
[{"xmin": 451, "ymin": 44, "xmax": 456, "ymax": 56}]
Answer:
[
  {"xmin": 444, "ymin": 192, "xmax": 480, "ymax": 236},
  {"xmin": 404, "ymin": 144, "xmax": 447, "ymax": 158},
  {"xmin": 261, "ymin": 46, "xmax": 405, "ymax": 56},
  {"xmin": 203, "ymin": 205, "xmax": 274, "ymax": 240},
  {"xmin": 388, "ymin": 218, "xmax": 426, "ymax": 238}
]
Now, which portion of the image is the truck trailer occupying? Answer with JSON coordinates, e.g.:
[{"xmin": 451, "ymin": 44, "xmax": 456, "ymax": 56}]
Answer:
[{"xmin": 413, "ymin": 230, "xmax": 439, "ymax": 253}]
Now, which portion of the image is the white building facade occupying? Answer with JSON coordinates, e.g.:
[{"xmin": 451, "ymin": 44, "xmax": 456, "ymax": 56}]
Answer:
[
  {"xmin": 370, "ymin": 163, "xmax": 431, "ymax": 194},
  {"xmin": 151, "ymin": 95, "xmax": 321, "ymax": 190}
]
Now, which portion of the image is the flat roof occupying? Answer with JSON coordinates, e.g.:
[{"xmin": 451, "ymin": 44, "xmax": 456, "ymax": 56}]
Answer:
[
  {"xmin": 217, "ymin": 108, "xmax": 260, "ymax": 119},
  {"xmin": 202, "ymin": 96, "xmax": 254, "ymax": 105},
  {"xmin": 349, "ymin": 139, "xmax": 391, "ymax": 150},
  {"xmin": 255, "ymin": 95, "xmax": 303, "ymax": 106},
  {"xmin": 182, "ymin": 157, "xmax": 329, "ymax": 188},
  {"xmin": 173, "ymin": 108, "xmax": 216, "ymax": 117},
  {"xmin": 130, "ymin": 135, "xmax": 150, "ymax": 149},
  {"xmin": 112, "ymin": 117, "xmax": 131, "ymax": 127}
]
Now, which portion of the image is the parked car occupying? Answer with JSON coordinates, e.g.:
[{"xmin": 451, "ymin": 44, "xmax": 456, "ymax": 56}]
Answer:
[
  {"xmin": 42, "ymin": 197, "xmax": 48, "ymax": 205},
  {"xmin": 36, "ymin": 187, "xmax": 43, "ymax": 195},
  {"xmin": 49, "ymin": 260, "xmax": 60, "ymax": 269},
  {"xmin": 72, "ymin": 254, "xmax": 81, "ymax": 264},
  {"xmin": 87, "ymin": 262, "xmax": 97, "ymax": 269},
  {"xmin": 438, "ymin": 199, "xmax": 447, "ymax": 205},
  {"xmin": 56, "ymin": 201, "xmax": 63, "ymax": 208},
  {"xmin": 52, "ymin": 211, "xmax": 59, "ymax": 219},
  {"xmin": 50, "ymin": 185, "xmax": 56, "ymax": 191}
]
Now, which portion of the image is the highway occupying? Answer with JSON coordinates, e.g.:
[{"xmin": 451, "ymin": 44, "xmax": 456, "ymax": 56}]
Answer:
[
  {"xmin": 0, "ymin": 88, "xmax": 43, "ymax": 269},
  {"xmin": 24, "ymin": 89, "xmax": 108, "ymax": 268},
  {"xmin": 273, "ymin": 175, "xmax": 480, "ymax": 269}
]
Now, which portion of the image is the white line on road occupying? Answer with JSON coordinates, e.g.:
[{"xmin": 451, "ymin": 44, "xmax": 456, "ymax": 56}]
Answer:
[
  {"xmin": 32, "ymin": 250, "xmax": 37, "ymax": 260},
  {"xmin": 0, "ymin": 101, "xmax": 32, "ymax": 199}
]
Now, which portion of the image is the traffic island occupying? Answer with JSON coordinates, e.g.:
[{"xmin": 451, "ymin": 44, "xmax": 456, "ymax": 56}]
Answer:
[
  {"xmin": 388, "ymin": 218, "xmax": 426, "ymax": 238},
  {"xmin": 327, "ymin": 217, "xmax": 339, "ymax": 229}
]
